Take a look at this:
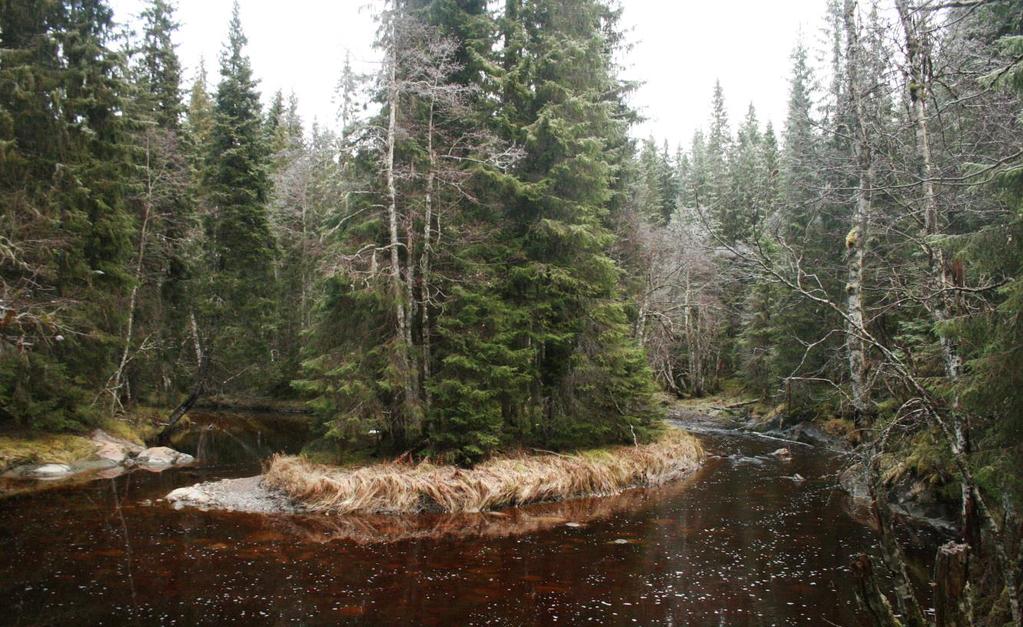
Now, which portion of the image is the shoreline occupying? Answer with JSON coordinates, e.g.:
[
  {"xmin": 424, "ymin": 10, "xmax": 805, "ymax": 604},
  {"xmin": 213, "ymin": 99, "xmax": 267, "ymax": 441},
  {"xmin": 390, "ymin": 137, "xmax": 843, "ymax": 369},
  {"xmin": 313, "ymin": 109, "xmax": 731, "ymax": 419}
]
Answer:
[
  {"xmin": 168, "ymin": 427, "xmax": 704, "ymax": 516},
  {"xmin": 0, "ymin": 419, "xmax": 194, "ymax": 495}
]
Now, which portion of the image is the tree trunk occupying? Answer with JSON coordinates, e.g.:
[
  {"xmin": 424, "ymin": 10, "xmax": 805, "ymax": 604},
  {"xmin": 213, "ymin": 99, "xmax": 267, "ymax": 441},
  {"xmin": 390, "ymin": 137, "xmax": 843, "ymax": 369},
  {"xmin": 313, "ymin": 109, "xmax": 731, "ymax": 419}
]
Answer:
[
  {"xmin": 385, "ymin": 12, "xmax": 417, "ymax": 439},
  {"xmin": 895, "ymin": 0, "xmax": 962, "ymax": 383},
  {"xmin": 934, "ymin": 542, "xmax": 973, "ymax": 627},
  {"xmin": 110, "ymin": 135, "xmax": 155, "ymax": 412},
  {"xmin": 158, "ymin": 312, "xmax": 208, "ymax": 443},
  {"xmin": 895, "ymin": 0, "xmax": 977, "ymax": 551},
  {"xmin": 158, "ymin": 378, "xmax": 204, "ymax": 444},
  {"xmin": 420, "ymin": 100, "xmax": 436, "ymax": 410},
  {"xmin": 850, "ymin": 553, "xmax": 904, "ymax": 627},
  {"xmin": 300, "ymin": 176, "xmax": 310, "ymax": 331},
  {"xmin": 843, "ymin": 0, "xmax": 872, "ymax": 420},
  {"xmin": 868, "ymin": 458, "xmax": 928, "ymax": 627}
]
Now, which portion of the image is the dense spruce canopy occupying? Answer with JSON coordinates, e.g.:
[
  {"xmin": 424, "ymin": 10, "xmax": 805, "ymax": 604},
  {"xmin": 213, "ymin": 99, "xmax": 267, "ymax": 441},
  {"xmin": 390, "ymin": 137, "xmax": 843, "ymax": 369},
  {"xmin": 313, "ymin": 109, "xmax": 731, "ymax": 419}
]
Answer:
[
  {"xmin": 294, "ymin": 0, "xmax": 658, "ymax": 463},
  {"xmin": 201, "ymin": 1, "xmax": 277, "ymax": 393},
  {"xmin": 0, "ymin": 0, "xmax": 132, "ymax": 429}
]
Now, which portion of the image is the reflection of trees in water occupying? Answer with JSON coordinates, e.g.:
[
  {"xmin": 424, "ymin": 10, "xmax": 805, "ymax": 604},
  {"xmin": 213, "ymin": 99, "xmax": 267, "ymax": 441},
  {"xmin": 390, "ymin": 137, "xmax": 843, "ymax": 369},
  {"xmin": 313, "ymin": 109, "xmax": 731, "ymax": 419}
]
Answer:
[
  {"xmin": 108, "ymin": 478, "xmax": 138, "ymax": 608},
  {"xmin": 266, "ymin": 472, "xmax": 706, "ymax": 545},
  {"xmin": 171, "ymin": 411, "xmax": 312, "ymax": 466}
]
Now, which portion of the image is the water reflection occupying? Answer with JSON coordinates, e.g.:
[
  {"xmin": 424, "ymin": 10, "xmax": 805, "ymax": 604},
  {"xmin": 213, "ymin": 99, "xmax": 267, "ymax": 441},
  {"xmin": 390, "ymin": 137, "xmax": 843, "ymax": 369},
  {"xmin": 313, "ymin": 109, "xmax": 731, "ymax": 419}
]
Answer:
[
  {"xmin": 268, "ymin": 472, "xmax": 706, "ymax": 545},
  {"xmin": 171, "ymin": 410, "xmax": 311, "ymax": 468},
  {"xmin": 0, "ymin": 413, "xmax": 912, "ymax": 625}
]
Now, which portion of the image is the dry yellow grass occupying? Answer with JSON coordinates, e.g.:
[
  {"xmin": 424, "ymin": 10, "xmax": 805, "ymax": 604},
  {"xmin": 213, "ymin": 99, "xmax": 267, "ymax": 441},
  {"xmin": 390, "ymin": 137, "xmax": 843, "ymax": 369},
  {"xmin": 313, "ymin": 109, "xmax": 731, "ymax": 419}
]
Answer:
[
  {"xmin": 0, "ymin": 434, "xmax": 96, "ymax": 473},
  {"xmin": 264, "ymin": 470, "xmax": 705, "ymax": 544},
  {"xmin": 264, "ymin": 429, "xmax": 703, "ymax": 515}
]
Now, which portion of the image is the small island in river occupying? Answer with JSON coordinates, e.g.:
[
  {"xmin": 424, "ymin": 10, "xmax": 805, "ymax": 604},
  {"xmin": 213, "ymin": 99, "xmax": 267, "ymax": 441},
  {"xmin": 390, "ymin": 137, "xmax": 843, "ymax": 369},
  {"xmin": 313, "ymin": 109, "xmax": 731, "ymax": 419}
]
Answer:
[{"xmin": 167, "ymin": 427, "xmax": 704, "ymax": 515}]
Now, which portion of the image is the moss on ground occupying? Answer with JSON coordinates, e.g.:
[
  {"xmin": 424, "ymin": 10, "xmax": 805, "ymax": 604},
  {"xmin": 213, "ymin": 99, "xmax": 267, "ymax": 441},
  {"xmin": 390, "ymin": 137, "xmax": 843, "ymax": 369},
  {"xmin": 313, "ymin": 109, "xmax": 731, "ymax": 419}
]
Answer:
[
  {"xmin": 0, "ymin": 407, "xmax": 161, "ymax": 472},
  {"xmin": 0, "ymin": 433, "xmax": 97, "ymax": 472}
]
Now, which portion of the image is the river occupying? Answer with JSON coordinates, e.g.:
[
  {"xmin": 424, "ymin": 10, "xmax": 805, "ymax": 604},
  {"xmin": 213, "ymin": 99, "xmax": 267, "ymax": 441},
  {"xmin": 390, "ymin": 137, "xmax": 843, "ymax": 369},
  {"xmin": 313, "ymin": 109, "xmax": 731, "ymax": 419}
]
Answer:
[{"xmin": 0, "ymin": 411, "xmax": 934, "ymax": 625}]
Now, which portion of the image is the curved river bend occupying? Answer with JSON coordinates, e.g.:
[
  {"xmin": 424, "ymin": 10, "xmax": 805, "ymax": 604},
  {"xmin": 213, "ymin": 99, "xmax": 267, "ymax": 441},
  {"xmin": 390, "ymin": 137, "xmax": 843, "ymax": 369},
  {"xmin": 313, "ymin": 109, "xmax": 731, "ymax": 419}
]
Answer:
[{"xmin": 0, "ymin": 413, "xmax": 921, "ymax": 625}]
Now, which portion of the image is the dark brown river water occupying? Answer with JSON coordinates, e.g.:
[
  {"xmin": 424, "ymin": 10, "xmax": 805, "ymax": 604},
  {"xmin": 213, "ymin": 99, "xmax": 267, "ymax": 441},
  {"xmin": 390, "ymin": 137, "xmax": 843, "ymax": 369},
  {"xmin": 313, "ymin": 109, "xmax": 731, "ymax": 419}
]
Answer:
[{"xmin": 0, "ymin": 413, "xmax": 934, "ymax": 625}]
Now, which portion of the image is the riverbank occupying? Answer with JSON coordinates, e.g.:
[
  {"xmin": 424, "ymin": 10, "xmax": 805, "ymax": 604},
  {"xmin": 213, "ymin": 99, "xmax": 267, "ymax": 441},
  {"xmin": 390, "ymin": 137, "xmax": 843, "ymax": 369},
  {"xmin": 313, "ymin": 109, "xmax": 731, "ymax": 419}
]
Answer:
[
  {"xmin": 0, "ymin": 409, "xmax": 200, "ymax": 491},
  {"xmin": 168, "ymin": 428, "xmax": 704, "ymax": 515},
  {"xmin": 0, "ymin": 412, "xmax": 883, "ymax": 624},
  {"xmin": 663, "ymin": 389, "xmax": 858, "ymax": 451},
  {"xmin": 0, "ymin": 399, "xmax": 311, "ymax": 478},
  {"xmin": 667, "ymin": 393, "xmax": 960, "ymax": 534},
  {"xmin": 0, "ymin": 409, "xmax": 161, "ymax": 474}
]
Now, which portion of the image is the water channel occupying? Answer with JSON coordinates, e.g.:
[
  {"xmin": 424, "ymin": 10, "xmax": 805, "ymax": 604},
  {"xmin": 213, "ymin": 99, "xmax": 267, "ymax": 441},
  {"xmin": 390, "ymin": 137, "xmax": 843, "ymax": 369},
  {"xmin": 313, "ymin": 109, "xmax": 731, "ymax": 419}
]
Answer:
[{"xmin": 0, "ymin": 412, "xmax": 936, "ymax": 625}]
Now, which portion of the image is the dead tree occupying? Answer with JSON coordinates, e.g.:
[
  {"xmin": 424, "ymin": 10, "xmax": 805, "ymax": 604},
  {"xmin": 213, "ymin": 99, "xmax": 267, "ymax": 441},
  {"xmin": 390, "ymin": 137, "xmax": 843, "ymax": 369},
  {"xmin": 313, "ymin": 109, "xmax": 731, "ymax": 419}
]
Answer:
[
  {"xmin": 933, "ymin": 542, "xmax": 973, "ymax": 627},
  {"xmin": 843, "ymin": 0, "xmax": 874, "ymax": 421},
  {"xmin": 894, "ymin": 0, "xmax": 978, "ymax": 552},
  {"xmin": 382, "ymin": 3, "xmax": 419, "ymax": 442}
]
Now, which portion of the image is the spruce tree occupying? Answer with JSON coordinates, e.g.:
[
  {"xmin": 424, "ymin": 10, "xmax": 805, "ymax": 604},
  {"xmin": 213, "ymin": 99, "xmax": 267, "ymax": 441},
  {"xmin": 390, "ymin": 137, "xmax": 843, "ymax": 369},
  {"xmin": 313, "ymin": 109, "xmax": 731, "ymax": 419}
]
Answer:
[
  {"xmin": 959, "ymin": 26, "xmax": 1023, "ymax": 501},
  {"xmin": 0, "ymin": 0, "xmax": 133, "ymax": 429},
  {"xmin": 636, "ymin": 138, "xmax": 668, "ymax": 223},
  {"xmin": 685, "ymin": 130, "xmax": 709, "ymax": 209},
  {"xmin": 109, "ymin": 0, "xmax": 194, "ymax": 408},
  {"xmin": 202, "ymin": 1, "xmax": 276, "ymax": 393},
  {"xmin": 138, "ymin": 0, "xmax": 184, "ymax": 129},
  {"xmin": 657, "ymin": 142, "xmax": 678, "ymax": 223},
  {"xmin": 729, "ymin": 104, "xmax": 763, "ymax": 240},
  {"xmin": 496, "ymin": 0, "xmax": 658, "ymax": 448},
  {"xmin": 184, "ymin": 59, "xmax": 214, "ymax": 173},
  {"xmin": 268, "ymin": 93, "xmax": 313, "ymax": 392},
  {"xmin": 766, "ymin": 42, "xmax": 845, "ymax": 407},
  {"xmin": 705, "ymin": 80, "xmax": 734, "ymax": 241}
]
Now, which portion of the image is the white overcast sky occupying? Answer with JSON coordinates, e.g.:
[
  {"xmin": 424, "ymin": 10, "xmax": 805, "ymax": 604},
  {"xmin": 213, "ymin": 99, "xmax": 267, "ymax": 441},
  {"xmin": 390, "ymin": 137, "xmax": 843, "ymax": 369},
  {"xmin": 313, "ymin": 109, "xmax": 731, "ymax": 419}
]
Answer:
[{"xmin": 108, "ymin": 0, "xmax": 829, "ymax": 149}]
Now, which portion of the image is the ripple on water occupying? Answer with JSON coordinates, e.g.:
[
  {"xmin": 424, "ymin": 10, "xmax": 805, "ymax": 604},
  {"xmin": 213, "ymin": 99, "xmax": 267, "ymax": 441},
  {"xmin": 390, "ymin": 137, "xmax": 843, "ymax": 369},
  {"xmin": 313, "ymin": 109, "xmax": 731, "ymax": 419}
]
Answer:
[{"xmin": 0, "ymin": 415, "xmax": 917, "ymax": 625}]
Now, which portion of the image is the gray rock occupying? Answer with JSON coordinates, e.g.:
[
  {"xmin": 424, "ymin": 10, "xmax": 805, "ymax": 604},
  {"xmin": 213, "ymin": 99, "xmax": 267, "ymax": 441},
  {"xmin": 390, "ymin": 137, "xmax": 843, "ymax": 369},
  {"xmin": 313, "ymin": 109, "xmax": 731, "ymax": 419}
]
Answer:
[
  {"xmin": 166, "ymin": 476, "xmax": 297, "ymax": 514},
  {"xmin": 787, "ymin": 424, "xmax": 830, "ymax": 446},
  {"xmin": 137, "ymin": 446, "xmax": 194, "ymax": 466},
  {"xmin": 770, "ymin": 447, "xmax": 793, "ymax": 461},
  {"xmin": 167, "ymin": 485, "xmax": 213, "ymax": 507},
  {"xmin": 838, "ymin": 462, "xmax": 956, "ymax": 533},
  {"xmin": 888, "ymin": 474, "xmax": 957, "ymax": 533},
  {"xmin": 89, "ymin": 429, "xmax": 143, "ymax": 464},
  {"xmin": 839, "ymin": 463, "xmax": 870, "ymax": 501},
  {"xmin": 72, "ymin": 459, "xmax": 120, "ymax": 472},
  {"xmin": 30, "ymin": 463, "xmax": 73, "ymax": 477}
]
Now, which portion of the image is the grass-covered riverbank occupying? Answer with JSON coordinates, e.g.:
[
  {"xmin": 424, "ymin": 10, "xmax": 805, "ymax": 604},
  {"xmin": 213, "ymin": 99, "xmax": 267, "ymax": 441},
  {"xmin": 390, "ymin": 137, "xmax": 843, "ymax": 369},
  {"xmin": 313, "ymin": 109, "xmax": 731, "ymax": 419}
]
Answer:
[
  {"xmin": 0, "ymin": 410, "xmax": 159, "ymax": 473},
  {"xmin": 262, "ymin": 429, "xmax": 703, "ymax": 515}
]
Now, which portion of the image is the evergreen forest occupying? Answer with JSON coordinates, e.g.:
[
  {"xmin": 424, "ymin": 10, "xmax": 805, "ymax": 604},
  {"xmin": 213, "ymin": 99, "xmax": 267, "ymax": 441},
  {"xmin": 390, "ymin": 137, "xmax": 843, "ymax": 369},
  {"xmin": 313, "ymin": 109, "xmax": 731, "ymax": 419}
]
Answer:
[{"xmin": 3, "ymin": 0, "xmax": 1023, "ymax": 621}]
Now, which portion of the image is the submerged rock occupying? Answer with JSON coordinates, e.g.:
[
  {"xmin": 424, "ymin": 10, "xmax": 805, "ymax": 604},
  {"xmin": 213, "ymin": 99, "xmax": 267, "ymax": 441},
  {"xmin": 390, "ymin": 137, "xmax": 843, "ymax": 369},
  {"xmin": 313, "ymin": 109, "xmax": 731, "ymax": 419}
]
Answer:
[
  {"xmin": 136, "ymin": 446, "xmax": 194, "ymax": 467},
  {"xmin": 728, "ymin": 454, "xmax": 766, "ymax": 466},
  {"xmin": 770, "ymin": 447, "xmax": 793, "ymax": 461},
  {"xmin": 785, "ymin": 423, "xmax": 838, "ymax": 448}
]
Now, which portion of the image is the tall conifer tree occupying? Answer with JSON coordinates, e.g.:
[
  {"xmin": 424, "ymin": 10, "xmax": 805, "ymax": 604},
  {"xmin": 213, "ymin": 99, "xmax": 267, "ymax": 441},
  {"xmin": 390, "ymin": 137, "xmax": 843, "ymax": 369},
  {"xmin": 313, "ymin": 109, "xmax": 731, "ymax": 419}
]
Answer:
[
  {"xmin": 0, "ymin": 0, "xmax": 132, "ymax": 429},
  {"xmin": 497, "ymin": 0, "xmax": 658, "ymax": 448},
  {"xmin": 202, "ymin": 1, "xmax": 276, "ymax": 393}
]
